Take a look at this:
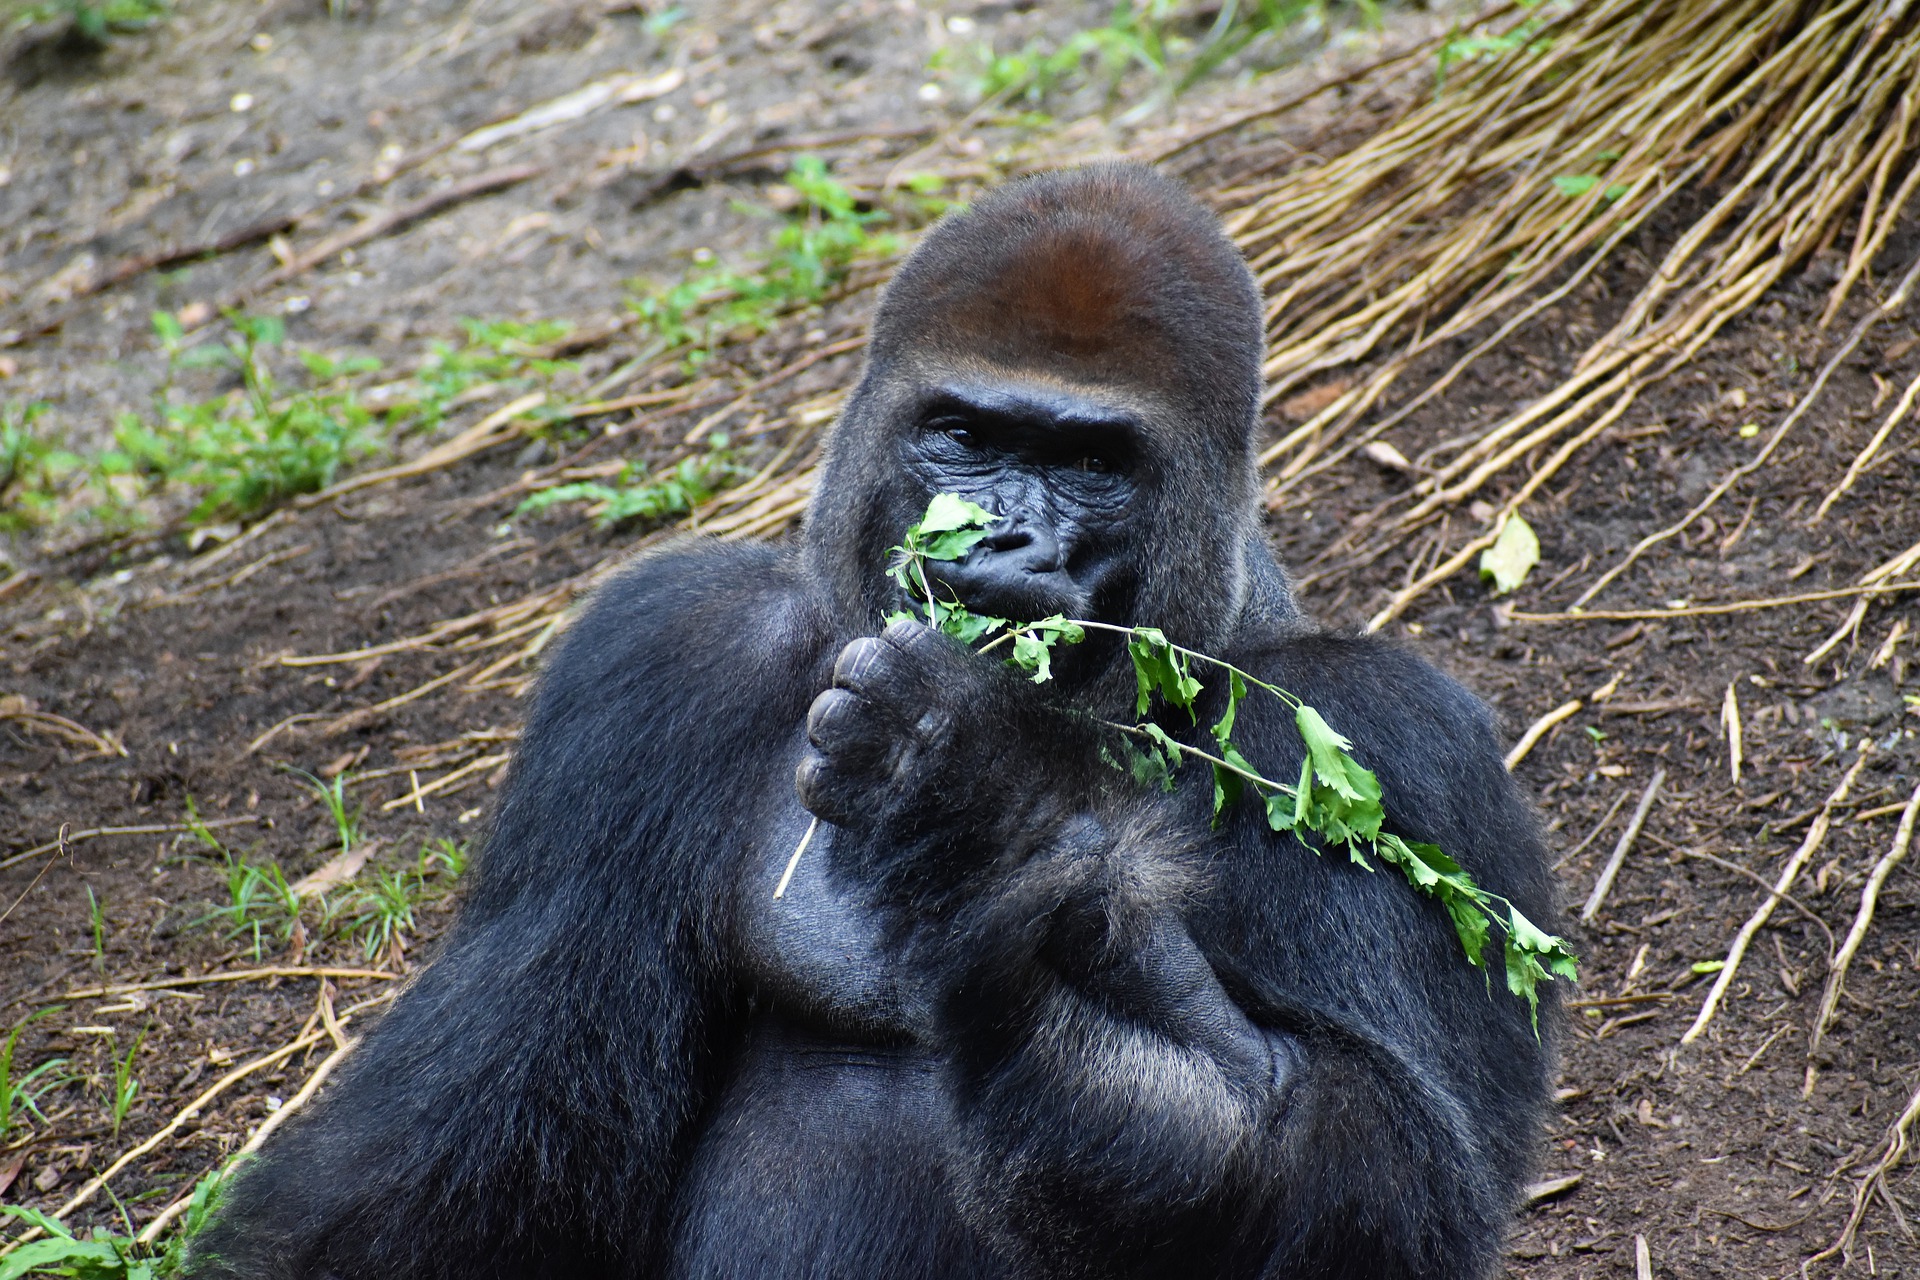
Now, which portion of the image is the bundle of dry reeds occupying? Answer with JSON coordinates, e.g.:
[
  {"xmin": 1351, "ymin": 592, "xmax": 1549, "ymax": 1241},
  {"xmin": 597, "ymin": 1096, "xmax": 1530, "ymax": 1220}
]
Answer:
[{"xmin": 1214, "ymin": 0, "xmax": 1920, "ymax": 628}]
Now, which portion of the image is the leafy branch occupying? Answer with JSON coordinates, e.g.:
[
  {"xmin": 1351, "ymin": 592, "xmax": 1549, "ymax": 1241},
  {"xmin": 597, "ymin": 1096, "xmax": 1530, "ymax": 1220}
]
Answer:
[{"xmin": 888, "ymin": 494, "xmax": 1576, "ymax": 1025}]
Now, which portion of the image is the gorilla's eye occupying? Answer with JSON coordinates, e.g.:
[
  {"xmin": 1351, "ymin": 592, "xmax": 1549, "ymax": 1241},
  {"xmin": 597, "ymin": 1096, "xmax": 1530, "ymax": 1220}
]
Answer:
[
  {"xmin": 1077, "ymin": 456, "xmax": 1114, "ymax": 474},
  {"xmin": 927, "ymin": 417, "xmax": 977, "ymax": 446}
]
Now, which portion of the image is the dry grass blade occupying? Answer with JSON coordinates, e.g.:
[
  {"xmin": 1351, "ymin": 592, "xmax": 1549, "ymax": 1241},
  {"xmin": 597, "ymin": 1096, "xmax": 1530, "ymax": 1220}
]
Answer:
[
  {"xmin": 1680, "ymin": 746, "xmax": 1873, "ymax": 1047},
  {"xmin": 1207, "ymin": 0, "xmax": 1920, "ymax": 626},
  {"xmin": 1807, "ymin": 1073, "xmax": 1920, "ymax": 1270},
  {"xmin": 1810, "ymin": 781, "xmax": 1920, "ymax": 1057}
]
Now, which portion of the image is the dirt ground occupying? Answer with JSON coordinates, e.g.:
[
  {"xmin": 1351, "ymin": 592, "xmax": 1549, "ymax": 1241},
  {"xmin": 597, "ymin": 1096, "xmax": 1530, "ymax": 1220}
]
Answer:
[{"xmin": 4, "ymin": 2, "xmax": 1920, "ymax": 1278}]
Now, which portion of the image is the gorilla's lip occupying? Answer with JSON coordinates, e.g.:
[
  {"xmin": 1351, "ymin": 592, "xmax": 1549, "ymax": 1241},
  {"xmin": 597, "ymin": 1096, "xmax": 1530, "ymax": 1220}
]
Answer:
[{"xmin": 922, "ymin": 565, "xmax": 1091, "ymax": 625}]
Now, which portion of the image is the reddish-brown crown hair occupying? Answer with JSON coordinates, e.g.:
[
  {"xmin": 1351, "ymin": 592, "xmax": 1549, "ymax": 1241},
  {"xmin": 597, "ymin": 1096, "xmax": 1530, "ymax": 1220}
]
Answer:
[{"xmin": 869, "ymin": 164, "xmax": 1266, "ymax": 439}]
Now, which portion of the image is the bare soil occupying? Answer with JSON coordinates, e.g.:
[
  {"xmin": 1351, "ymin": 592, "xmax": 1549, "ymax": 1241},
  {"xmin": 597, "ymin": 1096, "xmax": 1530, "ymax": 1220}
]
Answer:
[{"xmin": 4, "ymin": 3, "xmax": 1919, "ymax": 1278}]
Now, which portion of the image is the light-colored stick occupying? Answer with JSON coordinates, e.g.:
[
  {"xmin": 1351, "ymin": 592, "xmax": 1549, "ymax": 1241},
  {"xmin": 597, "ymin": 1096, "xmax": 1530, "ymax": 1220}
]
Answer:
[
  {"xmin": 1807, "ymin": 1074, "xmax": 1920, "ymax": 1268},
  {"xmin": 1553, "ymin": 789, "xmax": 1631, "ymax": 871},
  {"xmin": 772, "ymin": 817, "xmax": 818, "ymax": 900},
  {"xmin": 63, "ymin": 966, "xmax": 398, "ymax": 1000},
  {"xmin": 1811, "ymin": 781, "xmax": 1920, "ymax": 1056},
  {"xmin": 1721, "ymin": 681, "xmax": 1743, "ymax": 786},
  {"xmin": 129, "ymin": 1033, "xmax": 360, "ymax": 1245},
  {"xmin": 1505, "ymin": 698, "xmax": 1582, "ymax": 771},
  {"xmin": 1635, "ymin": 1235, "xmax": 1653, "ymax": 1280},
  {"xmin": 1681, "ymin": 747, "xmax": 1872, "ymax": 1045},
  {"xmin": 1580, "ymin": 768, "xmax": 1666, "ymax": 924}
]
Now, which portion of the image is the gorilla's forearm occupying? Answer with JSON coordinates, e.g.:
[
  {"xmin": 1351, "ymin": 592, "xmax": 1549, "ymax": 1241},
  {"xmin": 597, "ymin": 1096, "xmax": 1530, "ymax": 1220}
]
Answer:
[{"xmin": 907, "ymin": 809, "xmax": 1505, "ymax": 1279}]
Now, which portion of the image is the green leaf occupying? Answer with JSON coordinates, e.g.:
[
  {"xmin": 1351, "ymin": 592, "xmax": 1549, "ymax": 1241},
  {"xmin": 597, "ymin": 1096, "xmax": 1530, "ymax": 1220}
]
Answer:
[
  {"xmin": 921, "ymin": 525, "xmax": 996, "ymax": 561},
  {"xmin": 1551, "ymin": 174, "xmax": 1600, "ymax": 196},
  {"xmin": 1127, "ymin": 628, "xmax": 1202, "ymax": 719},
  {"xmin": 1478, "ymin": 512, "xmax": 1540, "ymax": 595},
  {"xmin": 1012, "ymin": 631, "xmax": 1053, "ymax": 682},
  {"xmin": 1444, "ymin": 894, "xmax": 1491, "ymax": 968},
  {"xmin": 918, "ymin": 492, "xmax": 997, "ymax": 537}
]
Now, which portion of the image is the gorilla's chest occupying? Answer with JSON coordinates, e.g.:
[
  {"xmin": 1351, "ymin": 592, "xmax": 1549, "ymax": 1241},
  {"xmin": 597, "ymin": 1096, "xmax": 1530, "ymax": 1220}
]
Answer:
[{"xmin": 740, "ymin": 800, "xmax": 930, "ymax": 1041}]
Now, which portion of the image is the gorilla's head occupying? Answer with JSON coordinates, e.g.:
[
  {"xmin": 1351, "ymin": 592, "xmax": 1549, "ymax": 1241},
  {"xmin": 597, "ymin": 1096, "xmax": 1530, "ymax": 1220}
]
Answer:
[{"xmin": 804, "ymin": 164, "xmax": 1281, "ymax": 673}]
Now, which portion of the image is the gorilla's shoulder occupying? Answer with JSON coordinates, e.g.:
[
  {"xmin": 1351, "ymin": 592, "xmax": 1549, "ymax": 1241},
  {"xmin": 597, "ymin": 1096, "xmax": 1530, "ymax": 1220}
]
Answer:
[
  {"xmin": 1236, "ymin": 626, "xmax": 1503, "ymax": 764},
  {"xmin": 530, "ymin": 538, "xmax": 828, "ymax": 730},
  {"xmin": 1230, "ymin": 626, "xmax": 1547, "ymax": 909}
]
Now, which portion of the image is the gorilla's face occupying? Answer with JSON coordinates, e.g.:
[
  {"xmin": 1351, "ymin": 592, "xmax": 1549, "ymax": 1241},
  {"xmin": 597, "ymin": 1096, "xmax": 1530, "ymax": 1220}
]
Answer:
[{"xmin": 901, "ymin": 377, "xmax": 1147, "ymax": 626}]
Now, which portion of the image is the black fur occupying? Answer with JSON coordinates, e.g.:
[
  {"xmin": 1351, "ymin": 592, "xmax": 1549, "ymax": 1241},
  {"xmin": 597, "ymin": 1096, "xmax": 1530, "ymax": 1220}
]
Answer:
[{"xmin": 187, "ymin": 165, "xmax": 1557, "ymax": 1280}]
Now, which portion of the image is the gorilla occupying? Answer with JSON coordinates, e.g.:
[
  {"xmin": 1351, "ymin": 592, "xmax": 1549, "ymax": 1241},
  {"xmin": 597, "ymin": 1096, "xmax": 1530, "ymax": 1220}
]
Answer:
[{"xmin": 187, "ymin": 164, "xmax": 1558, "ymax": 1280}]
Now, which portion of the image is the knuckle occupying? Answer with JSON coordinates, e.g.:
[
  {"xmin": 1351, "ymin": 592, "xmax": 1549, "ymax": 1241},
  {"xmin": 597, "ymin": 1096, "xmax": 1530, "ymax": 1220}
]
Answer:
[
  {"xmin": 806, "ymin": 688, "xmax": 863, "ymax": 744},
  {"xmin": 833, "ymin": 637, "xmax": 888, "ymax": 688}
]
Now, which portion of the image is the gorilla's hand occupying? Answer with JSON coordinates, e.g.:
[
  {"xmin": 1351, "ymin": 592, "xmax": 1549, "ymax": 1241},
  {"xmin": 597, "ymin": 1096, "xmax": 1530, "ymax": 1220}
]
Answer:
[{"xmin": 796, "ymin": 618, "xmax": 1039, "ymax": 834}]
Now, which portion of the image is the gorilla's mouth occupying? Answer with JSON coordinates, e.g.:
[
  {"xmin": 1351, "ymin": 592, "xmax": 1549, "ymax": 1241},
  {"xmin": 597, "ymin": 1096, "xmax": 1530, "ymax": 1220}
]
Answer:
[{"xmin": 923, "ymin": 560, "xmax": 1093, "ymax": 626}]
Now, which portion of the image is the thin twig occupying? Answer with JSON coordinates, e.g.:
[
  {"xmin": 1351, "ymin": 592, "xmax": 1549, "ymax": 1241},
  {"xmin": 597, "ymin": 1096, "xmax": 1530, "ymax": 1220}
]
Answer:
[
  {"xmin": 1580, "ymin": 768, "xmax": 1665, "ymax": 924},
  {"xmin": 1505, "ymin": 698, "xmax": 1582, "ymax": 770},
  {"xmin": 1682, "ymin": 747, "xmax": 1871, "ymax": 1046},
  {"xmin": 1553, "ymin": 789, "xmax": 1632, "ymax": 871},
  {"xmin": 1510, "ymin": 580, "xmax": 1920, "ymax": 623},
  {"xmin": 1, "ymin": 818, "xmax": 262, "ymax": 874},
  {"xmin": 62, "ymin": 967, "xmax": 399, "ymax": 1000},
  {"xmin": 1811, "ymin": 781, "xmax": 1920, "ymax": 1056}
]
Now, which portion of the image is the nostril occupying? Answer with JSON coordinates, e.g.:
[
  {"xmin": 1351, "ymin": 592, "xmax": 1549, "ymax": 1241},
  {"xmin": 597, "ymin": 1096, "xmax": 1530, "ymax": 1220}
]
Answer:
[{"xmin": 983, "ymin": 525, "xmax": 1034, "ymax": 552}]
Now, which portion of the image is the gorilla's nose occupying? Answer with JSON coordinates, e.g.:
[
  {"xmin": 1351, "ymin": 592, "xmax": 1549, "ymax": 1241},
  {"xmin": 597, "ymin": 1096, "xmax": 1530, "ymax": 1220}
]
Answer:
[{"xmin": 981, "ymin": 520, "xmax": 1064, "ymax": 573}]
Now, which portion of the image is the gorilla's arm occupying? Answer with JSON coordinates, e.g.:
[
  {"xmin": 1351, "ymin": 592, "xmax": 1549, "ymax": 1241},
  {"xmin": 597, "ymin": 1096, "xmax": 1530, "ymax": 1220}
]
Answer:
[
  {"xmin": 804, "ymin": 622, "xmax": 1552, "ymax": 1280},
  {"xmin": 189, "ymin": 544, "xmax": 826, "ymax": 1280}
]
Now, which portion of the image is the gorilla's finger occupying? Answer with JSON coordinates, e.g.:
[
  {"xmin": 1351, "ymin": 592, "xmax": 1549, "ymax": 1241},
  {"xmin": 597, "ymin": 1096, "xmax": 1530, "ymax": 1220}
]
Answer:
[
  {"xmin": 795, "ymin": 748, "xmax": 877, "ymax": 826},
  {"xmin": 806, "ymin": 688, "xmax": 884, "ymax": 756},
  {"xmin": 881, "ymin": 617, "xmax": 972, "ymax": 674},
  {"xmin": 833, "ymin": 634, "xmax": 937, "ymax": 711},
  {"xmin": 832, "ymin": 636, "xmax": 890, "ymax": 689}
]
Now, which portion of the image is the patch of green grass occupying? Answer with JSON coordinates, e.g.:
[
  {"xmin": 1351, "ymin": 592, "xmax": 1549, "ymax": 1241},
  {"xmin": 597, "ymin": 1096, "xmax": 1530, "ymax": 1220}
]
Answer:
[
  {"xmin": 516, "ymin": 435, "xmax": 746, "ymax": 529},
  {"xmin": 5, "ymin": 309, "xmax": 594, "ymax": 537},
  {"xmin": 399, "ymin": 318, "xmax": 577, "ymax": 433},
  {"xmin": 286, "ymin": 767, "xmax": 360, "ymax": 858},
  {"xmin": 181, "ymin": 804, "xmax": 300, "ymax": 960},
  {"xmin": 101, "ymin": 313, "xmax": 385, "ymax": 523},
  {"xmin": 0, "ymin": 1009, "xmax": 69, "ymax": 1142},
  {"xmin": 627, "ymin": 157, "xmax": 906, "ymax": 367},
  {"xmin": 1, "ymin": 1162, "xmax": 230, "ymax": 1279},
  {"xmin": 931, "ymin": 0, "xmax": 1375, "ymax": 111},
  {"xmin": 202, "ymin": 851, "xmax": 300, "ymax": 961},
  {"xmin": 319, "ymin": 839, "xmax": 467, "ymax": 963},
  {"xmin": 0, "ymin": 401, "xmax": 85, "ymax": 533},
  {"xmin": 8, "ymin": 0, "xmax": 169, "ymax": 42},
  {"xmin": 86, "ymin": 886, "xmax": 107, "ymax": 971},
  {"xmin": 1436, "ymin": 0, "xmax": 1552, "ymax": 86}
]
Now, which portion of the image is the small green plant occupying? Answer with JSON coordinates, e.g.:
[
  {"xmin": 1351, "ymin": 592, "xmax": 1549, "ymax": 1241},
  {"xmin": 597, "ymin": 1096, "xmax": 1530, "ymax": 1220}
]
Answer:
[
  {"xmin": 1436, "ymin": 0, "xmax": 1552, "ymax": 86},
  {"xmin": 421, "ymin": 838, "xmax": 470, "ymax": 879},
  {"xmin": 287, "ymin": 767, "xmax": 360, "ymax": 857},
  {"xmin": 400, "ymin": 318, "xmax": 576, "ymax": 432},
  {"xmin": 0, "ymin": 1162, "xmax": 228, "ymax": 1278},
  {"xmin": 931, "ymin": 1, "xmax": 1372, "ymax": 111},
  {"xmin": 0, "ymin": 1009, "xmax": 69, "ymax": 1141},
  {"xmin": 107, "ymin": 1027, "xmax": 146, "ymax": 1139},
  {"xmin": 186, "ymin": 807, "xmax": 300, "ymax": 960},
  {"xmin": 0, "ymin": 401, "xmax": 83, "ymax": 532},
  {"xmin": 10, "ymin": 0, "xmax": 169, "ymax": 42},
  {"xmin": 101, "ymin": 313, "xmax": 384, "ymax": 523},
  {"xmin": 516, "ymin": 435, "xmax": 746, "ymax": 528},
  {"xmin": 346, "ymin": 868, "xmax": 423, "ymax": 963},
  {"xmin": 886, "ymin": 494, "xmax": 1577, "ymax": 1026},
  {"xmin": 627, "ymin": 157, "xmax": 901, "ymax": 367},
  {"xmin": 86, "ymin": 886, "xmax": 107, "ymax": 971}
]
